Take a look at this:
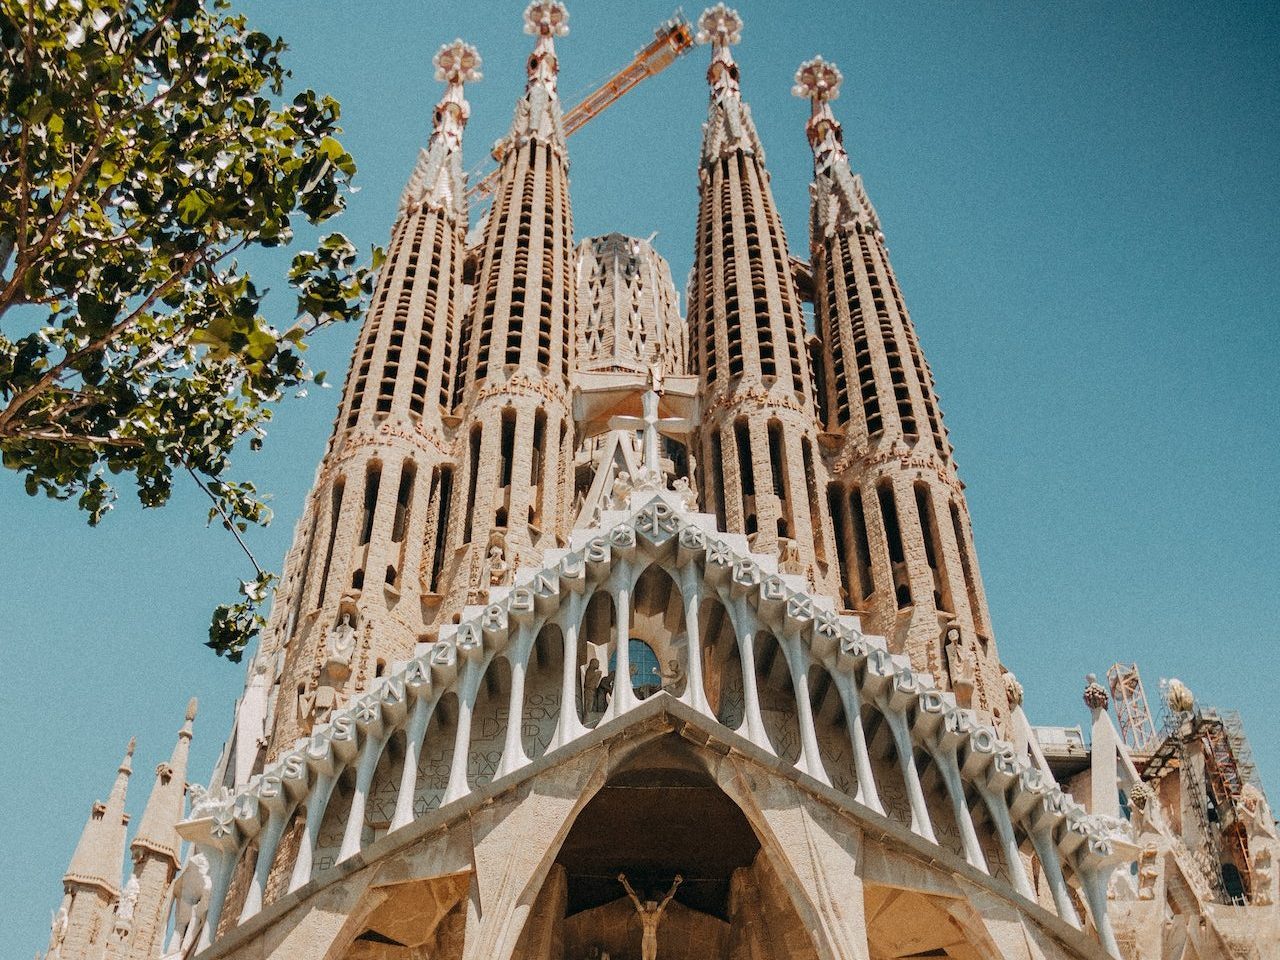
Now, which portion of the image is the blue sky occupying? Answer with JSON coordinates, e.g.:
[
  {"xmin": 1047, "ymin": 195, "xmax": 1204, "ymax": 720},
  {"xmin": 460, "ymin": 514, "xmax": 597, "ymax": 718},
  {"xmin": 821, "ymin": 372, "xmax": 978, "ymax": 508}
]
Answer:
[{"xmin": 2, "ymin": 1, "xmax": 1277, "ymax": 951}]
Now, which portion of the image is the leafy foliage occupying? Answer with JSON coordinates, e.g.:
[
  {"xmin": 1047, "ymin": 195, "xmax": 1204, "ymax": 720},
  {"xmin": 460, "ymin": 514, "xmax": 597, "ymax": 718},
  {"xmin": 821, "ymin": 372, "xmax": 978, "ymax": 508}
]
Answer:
[{"xmin": 0, "ymin": 0, "xmax": 382, "ymax": 659}]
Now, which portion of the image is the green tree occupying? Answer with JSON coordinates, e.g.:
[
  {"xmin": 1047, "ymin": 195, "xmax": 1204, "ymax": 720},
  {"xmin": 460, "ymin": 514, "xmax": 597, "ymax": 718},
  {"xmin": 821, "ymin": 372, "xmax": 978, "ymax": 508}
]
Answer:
[{"xmin": 0, "ymin": 0, "xmax": 381, "ymax": 659}]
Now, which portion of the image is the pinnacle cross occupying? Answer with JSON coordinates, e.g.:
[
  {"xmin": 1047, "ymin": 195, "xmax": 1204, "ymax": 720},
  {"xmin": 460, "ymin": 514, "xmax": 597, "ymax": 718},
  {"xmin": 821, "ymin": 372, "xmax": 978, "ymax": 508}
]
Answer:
[
  {"xmin": 608, "ymin": 366, "xmax": 692, "ymax": 490},
  {"xmin": 697, "ymin": 4, "xmax": 743, "ymax": 102},
  {"xmin": 792, "ymin": 56, "xmax": 848, "ymax": 174}
]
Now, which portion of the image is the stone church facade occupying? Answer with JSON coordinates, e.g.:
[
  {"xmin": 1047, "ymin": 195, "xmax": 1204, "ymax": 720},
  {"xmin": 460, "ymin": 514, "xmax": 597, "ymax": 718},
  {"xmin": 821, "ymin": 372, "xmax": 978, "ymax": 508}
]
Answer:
[{"xmin": 39, "ymin": 5, "xmax": 1278, "ymax": 960}]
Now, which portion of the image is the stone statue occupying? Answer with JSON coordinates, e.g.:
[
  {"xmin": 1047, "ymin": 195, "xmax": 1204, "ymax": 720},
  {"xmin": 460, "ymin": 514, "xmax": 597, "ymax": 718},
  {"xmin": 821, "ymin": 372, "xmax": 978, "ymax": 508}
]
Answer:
[
  {"xmin": 610, "ymin": 471, "xmax": 633, "ymax": 510},
  {"xmin": 114, "ymin": 873, "xmax": 140, "ymax": 936},
  {"xmin": 326, "ymin": 613, "xmax": 358, "ymax": 670},
  {"xmin": 618, "ymin": 872, "xmax": 682, "ymax": 960},
  {"xmin": 486, "ymin": 542, "xmax": 506, "ymax": 586},
  {"xmin": 163, "ymin": 851, "xmax": 212, "ymax": 960},
  {"xmin": 943, "ymin": 627, "xmax": 974, "ymax": 706},
  {"xmin": 671, "ymin": 475, "xmax": 697, "ymax": 511},
  {"xmin": 658, "ymin": 658, "xmax": 685, "ymax": 695},
  {"xmin": 583, "ymin": 657, "xmax": 603, "ymax": 713},
  {"xmin": 47, "ymin": 905, "xmax": 68, "ymax": 960}
]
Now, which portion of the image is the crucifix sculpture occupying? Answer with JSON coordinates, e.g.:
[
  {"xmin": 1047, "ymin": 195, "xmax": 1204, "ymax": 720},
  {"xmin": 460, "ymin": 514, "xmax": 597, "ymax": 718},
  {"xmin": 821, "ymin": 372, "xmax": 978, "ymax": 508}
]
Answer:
[{"xmin": 617, "ymin": 872, "xmax": 683, "ymax": 960}]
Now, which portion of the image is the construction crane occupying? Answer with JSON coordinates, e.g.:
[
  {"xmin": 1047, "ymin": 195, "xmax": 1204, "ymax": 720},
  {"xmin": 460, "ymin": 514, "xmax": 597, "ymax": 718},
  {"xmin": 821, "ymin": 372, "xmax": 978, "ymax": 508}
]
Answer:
[
  {"xmin": 1107, "ymin": 662, "xmax": 1159, "ymax": 753},
  {"xmin": 465, "ymin": 11, "xmax": 696, "ymax": 203}
]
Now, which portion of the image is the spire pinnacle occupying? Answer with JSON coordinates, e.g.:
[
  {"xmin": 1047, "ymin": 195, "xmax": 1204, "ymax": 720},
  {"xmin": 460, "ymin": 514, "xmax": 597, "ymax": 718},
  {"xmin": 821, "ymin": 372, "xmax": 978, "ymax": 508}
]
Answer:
[
  {"xmin": 64, "ymin": 737, "xmax": 135, "ymax": 893},
  {"xmin": 400, "ymin": 39, "xmax": 482, "ymax": 216},
  {"xmin": 133, "ymin": 700, "xmax": 199, "ymax": 865},
  {"xmin": 697, "ymin": 4, "xmax": 743, "ymax": 103},
  {"xmin": 523, "ymin": 1, "xmax": 569, "ymax": 98},
  {"xmin": 794, "ymin": 55, "xmax": 879, "ymax": 237},
  {"xmin": 793, "ymin": 56, "xmax": 847, "ymax": 175}
]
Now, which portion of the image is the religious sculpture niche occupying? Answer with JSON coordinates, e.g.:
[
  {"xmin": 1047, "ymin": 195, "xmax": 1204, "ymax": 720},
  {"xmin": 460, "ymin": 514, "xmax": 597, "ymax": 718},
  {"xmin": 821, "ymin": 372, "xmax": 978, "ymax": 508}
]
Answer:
[
  {"xmin": 47, "ymin": 904, "xmax": 68, "ymax": 960},
  {"xmin": 488, "ymin": 540, "xmax": 510, "ymax": 586},
  {"xmin": 943, "ymin": 626, "xmax": 975, "ymax": 708},
  {"xmin": 609, "ymin": 471, "xmax": 633, "ymax": 511},
  {"xmin": 326, "ymin": 612, "xmax": 359, "ymax": 674},
  {"xmin": 671, "ymin": 475, "xmax": 697, "ymax": 511},
  {"xmin": 163, "ymin": 851, "xmax": 212, "ymax": 960},
  {"xmin": 113, "ymin": 873, "xmax": 140, "ymax": 939},
  {"xmin": 583, "ymin": 657, "xmax": 614, "ymax": 717},
  {"xmin": 618, "ymin": 872, "xmax": 682, "ymax": 960}
]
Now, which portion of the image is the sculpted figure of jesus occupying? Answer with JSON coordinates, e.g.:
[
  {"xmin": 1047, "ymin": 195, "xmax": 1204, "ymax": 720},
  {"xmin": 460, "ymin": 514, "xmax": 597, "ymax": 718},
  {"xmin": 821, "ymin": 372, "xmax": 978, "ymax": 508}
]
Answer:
[{"xmin": 617, "ymin": 872, "xmax": 682, "ymax": 960}]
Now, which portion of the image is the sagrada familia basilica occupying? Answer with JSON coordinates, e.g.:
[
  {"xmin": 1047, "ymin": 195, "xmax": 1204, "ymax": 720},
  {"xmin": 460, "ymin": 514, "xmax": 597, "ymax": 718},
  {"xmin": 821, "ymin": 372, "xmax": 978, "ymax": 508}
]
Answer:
[{"xmin": 37, "ymin": 5, "xmax": 1278, "ymax": 960}]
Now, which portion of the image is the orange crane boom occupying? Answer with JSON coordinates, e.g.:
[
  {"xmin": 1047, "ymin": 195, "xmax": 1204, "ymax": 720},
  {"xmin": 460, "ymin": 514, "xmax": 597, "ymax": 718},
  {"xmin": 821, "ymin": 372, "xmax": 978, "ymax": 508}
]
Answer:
[{"xmin": 466, "ymin": 12, "xmax": 695, "ymax": 202}]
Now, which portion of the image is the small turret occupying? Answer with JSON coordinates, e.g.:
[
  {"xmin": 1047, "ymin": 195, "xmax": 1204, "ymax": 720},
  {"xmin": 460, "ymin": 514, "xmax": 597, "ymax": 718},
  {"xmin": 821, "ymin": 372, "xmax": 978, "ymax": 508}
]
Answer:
[
  {"xmin": 117, "ymin": 700, "xmax": 197, "ymax": 960},
  {"xmin": 55, "ymin": 738, "xmax": 134, "ymax": 960}
]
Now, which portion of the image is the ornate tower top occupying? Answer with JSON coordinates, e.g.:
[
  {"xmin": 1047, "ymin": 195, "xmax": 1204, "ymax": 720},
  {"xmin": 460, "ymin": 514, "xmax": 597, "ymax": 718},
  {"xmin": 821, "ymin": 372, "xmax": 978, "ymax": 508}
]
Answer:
[
  {"xmin": 524, "ymin": 0, "xmax": 569, "ymax": 96},
  {"xmin": 400, "ymin": 39, "xmax": 481, "ymax": 215},
  {"xmin": 64, "ymin": 738, "xmax": 135, "ymax": 893},
  {"xmin": 696, "ymin": 5, "xmax": 762, "ymax": 164},
  {"xmin": 793, "ymin": 56, "xmax": 849, "ymax": 175},
  {"xmin": 697, "ymin": 3, "xmax": 742, "ymax": 100},
  {"xmin": 792, "ymin": 55, "xmax": 878, "ymax": 236}
]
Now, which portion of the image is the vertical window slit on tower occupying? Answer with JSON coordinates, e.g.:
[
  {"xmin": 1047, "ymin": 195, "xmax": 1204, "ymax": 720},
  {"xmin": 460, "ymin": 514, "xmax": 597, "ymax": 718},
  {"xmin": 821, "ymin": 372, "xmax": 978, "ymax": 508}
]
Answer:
[
  {"xmin": 430, "ymin": 466, "xmax": 453, "ymax": 592},
  {"xmin": 860, "ymin": 234, "xmax": 915, "ymax": 437},
  {"xmin": 359, "ymin": 462, "xmax": 382, "ymax": 546},
  {"xmin": 828, "ymin": 484, "xmax": 851, "ymax": 606},
  {"xmin": 538, "ymin": 148, "xmax": 555, "ymax": 372},
  {"xmin": 531, "ymin": 408, "xmax": 546, "ymax": 528},
  {"xmin": 391, "ymin": 461, "xmax": 415, "ymax": 544},
  {"xmin": 734, "ymin": 417, "xmax": 756, "ymax": 534},
  {"xmin": 802, "ymin": 437, "xmax": 824, "ymax": 563},
  {"xmin": 720, "ymin": 170, "xmax": 743, "ymax": 378},
  {"xmin": 768, "ymin": 419, "xmax": 791, "ymax": 539},
  {"xmin": 739, "ymin": 156, "xmax": 774, "ymax": 379},
  {"xmin": 849, "ymin": 485, "xmax": 875, "ymax": 602},
  {"xmin": 317, "ymin": 477, "xmax": 345, "ymax": 607},
  {"xmin": 499, "ymin": 407, "xmax": 516, "ymax": 489},
  {"xmin": 915, "ymin": 482, "xmax": 952, "ymax": 612},
  {"xmin": 463, "ymin": 425, "xmax": 481, "ymax": 545},
  {"xmin": 877, "ymin": 481, "xmax": 909, "ymax": 607},
  {"xmin": 842, "ymin": 234, "xmax": 880, "ymax": 435},
  {"xmin": 822, "ymin": 242, "xmax": 850, "ymax": 427},
  {"xmin": 410, "ymin": 216, "xmax": 445, "ymax": 417},
  {"xmin": 710, "ymin": 429, "xmax": 726, "ymax": 530},
  {"xmin": 475, "ymin": 155, "xmax": 519, "ymax": 384},
  {"xmin": 950, "ymin": 499, "xmax": 984, "ymax": 632}
]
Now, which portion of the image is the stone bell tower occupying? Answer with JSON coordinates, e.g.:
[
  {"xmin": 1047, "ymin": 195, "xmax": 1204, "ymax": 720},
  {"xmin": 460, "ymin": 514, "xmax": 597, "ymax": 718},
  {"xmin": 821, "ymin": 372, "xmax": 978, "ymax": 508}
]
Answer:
[
  {"xmin": 442, "ymin": 0, "xmax": 577, "ymax": 608},
  {"xmin": 688, "ymin": 4, "xmax": 833, "ymax": 588},
  {"xmin": 258, "ymin": 40, "xmax": 483, "ymax": 754},
  {"xmin": 795, "ymin": 56, "xmax": 1006, "ymax": 722}
]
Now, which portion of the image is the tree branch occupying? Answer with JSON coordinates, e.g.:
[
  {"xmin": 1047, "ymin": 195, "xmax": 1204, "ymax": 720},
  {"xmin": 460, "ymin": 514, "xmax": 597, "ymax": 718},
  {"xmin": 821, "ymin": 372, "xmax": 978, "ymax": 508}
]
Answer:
[{"xmin": 185, "ymin": 463, "xmax": 267, "ymax": 579}]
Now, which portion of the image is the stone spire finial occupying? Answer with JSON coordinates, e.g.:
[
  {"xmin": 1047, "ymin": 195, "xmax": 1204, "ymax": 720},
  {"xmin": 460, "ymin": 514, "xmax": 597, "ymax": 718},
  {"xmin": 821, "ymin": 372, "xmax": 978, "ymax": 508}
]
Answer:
[
  {"xmin": 795, "ymin": 54, "xmax": 879, "ymax": 236},
  {"xmin": 697, "ymin": 4, "xmax": 743, "ymax": 102},
  {"xmin": 400, "ymin": 39, "xmax": 482, "ymax": 215},
  {"xmin": 793, "ymin": 56, "xmax": 849, "ymax": 175},
  {"xmin": 184, "ymin": 696, "xmax": 198, "ymax": 724},
  {"xmin": 1166, "ymin": 678, "xmax": 1195, "ymax": 714},
  {"xmin": 523, "ymin": 1, "xmax": 568, "ymax": 95},
  {"xmin": 696, "ymin": 4, "xmax": 763, "ymax": 163},
  {"xmin": 1083, "ymin": 673, "xmax": 1110, "ymax": 711}
]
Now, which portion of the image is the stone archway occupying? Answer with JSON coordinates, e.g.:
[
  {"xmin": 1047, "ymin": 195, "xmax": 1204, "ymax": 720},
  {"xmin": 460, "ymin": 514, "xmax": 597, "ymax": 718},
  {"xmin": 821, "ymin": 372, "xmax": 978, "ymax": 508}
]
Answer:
[{"xmin": 508, "ymin": 733, "xmax": 822, "ymax": 960}]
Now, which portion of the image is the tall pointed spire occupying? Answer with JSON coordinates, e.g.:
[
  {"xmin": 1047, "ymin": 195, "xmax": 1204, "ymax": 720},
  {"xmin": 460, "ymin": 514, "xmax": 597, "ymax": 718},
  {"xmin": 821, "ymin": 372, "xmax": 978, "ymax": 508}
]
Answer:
[
  {"xmin": 252, "ymin": 40, "xmax": 485, "ymax": 753},
  {"xmin": 131, "ymin": 698, "xmax": 196, "ymax": 864},
  {"xmin": 689, "ymin": 5, "xmax": 831, "ymax": 582},
  {"xmin": 444, "ymin": 1, "xmax": 578, "ymax": 613},
  {"xmin": 401, "ymin": 39, "xmax": 482, "ymax": 218},
  {"xmin": 64, "ymin": 737, "xmax": 133, "ymax": 892},
  {"xmin": 117, "ymin": 701, "xmax": 197, "ymax": 960},
  {"xmin": 797, "ymin": 57, "xmax": 1007, "ymax": 725}
]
